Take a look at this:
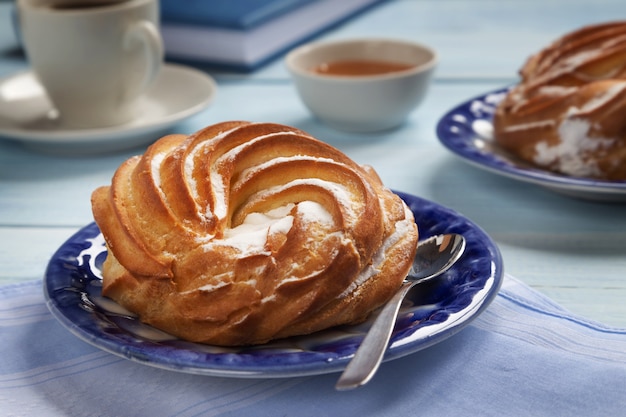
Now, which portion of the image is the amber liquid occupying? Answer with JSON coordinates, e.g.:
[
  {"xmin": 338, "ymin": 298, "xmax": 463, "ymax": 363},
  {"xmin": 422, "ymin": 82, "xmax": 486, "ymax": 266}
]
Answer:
[{"xmin": 311, "ymin": 59, "xmax": 414, "ymax": 76}]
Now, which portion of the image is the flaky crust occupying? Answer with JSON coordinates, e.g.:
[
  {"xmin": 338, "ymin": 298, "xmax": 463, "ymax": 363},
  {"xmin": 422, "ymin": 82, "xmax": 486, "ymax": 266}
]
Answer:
[
  {"xmin": 493, "ymin": 21, "xmax": 626, "ymax": 180},
  {"xmin": 91, "ymin": 121, "xmax": 418, "ymax": 346}
]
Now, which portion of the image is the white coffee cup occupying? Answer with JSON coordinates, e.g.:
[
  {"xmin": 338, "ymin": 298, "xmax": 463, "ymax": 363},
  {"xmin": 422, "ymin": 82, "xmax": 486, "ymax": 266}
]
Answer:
[{"xmin": 16, "ymin": 0, "xmax": 163, "ymax": 129}]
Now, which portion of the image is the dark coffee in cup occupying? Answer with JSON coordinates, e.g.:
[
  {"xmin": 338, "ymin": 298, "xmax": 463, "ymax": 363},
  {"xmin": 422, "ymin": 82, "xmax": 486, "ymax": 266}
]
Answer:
[
  {"xmin": 51, "ymin": 3, "xmax": 115, "ymax": 9},
  {"xmin": 47, "ymin": 0, "xmax": 125, "ymax": 11}
]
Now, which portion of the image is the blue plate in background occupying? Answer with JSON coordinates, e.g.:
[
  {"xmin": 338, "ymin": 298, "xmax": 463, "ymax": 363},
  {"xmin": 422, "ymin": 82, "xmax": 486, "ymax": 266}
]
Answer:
[{"xmin": 436, "ymin": 88, "xmax": 626, "ymax": 202}]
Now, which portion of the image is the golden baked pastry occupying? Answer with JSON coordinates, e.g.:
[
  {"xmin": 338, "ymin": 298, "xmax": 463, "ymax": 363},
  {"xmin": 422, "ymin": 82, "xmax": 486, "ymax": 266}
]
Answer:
[
  {"xmin": 493, "ymin": 21, "xmax": 626, "ymax": 180},
  {"xmin": 91, "ymin": 121, "xmax": 418, "ymax": 346}
]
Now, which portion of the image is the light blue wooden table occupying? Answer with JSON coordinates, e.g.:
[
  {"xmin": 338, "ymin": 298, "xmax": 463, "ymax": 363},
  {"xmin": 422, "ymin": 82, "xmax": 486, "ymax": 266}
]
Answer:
[
  {"xmin": 2, "ymin": 2, "xmax": 626, "ymax": 416},
  {"xmin": 0, "ymin": 0, "xmax": 625, "ymax": 332}
]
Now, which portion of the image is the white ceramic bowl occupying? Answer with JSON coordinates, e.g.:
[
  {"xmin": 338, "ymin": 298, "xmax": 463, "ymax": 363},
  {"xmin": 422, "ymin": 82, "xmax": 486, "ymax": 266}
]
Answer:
[{"xmin": 285, "ymin": 38, "xmax": 437, "ymax": 132}]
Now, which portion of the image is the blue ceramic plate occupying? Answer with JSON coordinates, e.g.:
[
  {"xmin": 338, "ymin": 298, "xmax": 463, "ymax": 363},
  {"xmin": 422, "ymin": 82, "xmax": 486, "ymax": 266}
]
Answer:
[
  {"xmin": 44, "ymin": 193, "xmax": 503, "ymax": 378},
  {"xmin": 436, "ymin": 88, "xmax": 626, "ymax": 202}
]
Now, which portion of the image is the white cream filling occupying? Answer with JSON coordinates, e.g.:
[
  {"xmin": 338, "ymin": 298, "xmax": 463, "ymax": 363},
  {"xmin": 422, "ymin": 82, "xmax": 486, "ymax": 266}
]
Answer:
[
  {"xmin": 216, "ymin": 205, "xmax": 295, "ymax": 254},
  {"xmin": 253, "ymin": 178, "xmax": 356, "ymax": 225},
  {"xmin": 534, "ymin": 118, "xmax": 614, "ymax": 177},
  {"xmin": 296, "ymin": 200, "xmax": 334, "ymax": 226},
  {"xmin": 195, "ymin": 200, "xmax": 342, "ymax": 303}
]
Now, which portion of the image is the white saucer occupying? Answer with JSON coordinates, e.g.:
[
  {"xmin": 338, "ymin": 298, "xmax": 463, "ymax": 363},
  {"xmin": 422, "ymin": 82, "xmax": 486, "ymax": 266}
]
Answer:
[{"xmin": 0, "ymin": 63, "xmax": 217, "ymax": 154}]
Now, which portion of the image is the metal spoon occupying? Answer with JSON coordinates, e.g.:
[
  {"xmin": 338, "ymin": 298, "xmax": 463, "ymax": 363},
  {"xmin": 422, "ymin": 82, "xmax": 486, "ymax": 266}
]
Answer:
[{"xmin": 335, "ymin": 233, "xmax": 466, "ymax": 391}]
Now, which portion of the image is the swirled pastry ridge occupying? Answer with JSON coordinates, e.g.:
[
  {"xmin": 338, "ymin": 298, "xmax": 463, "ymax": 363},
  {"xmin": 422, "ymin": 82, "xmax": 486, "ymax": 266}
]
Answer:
[
  {"xmin": 493, "ymin": 21, "xmax": 626, "ymax": 180},
  {"xmin": 91, "ymin": 121, "xmax": 418, "ymax": 346}
]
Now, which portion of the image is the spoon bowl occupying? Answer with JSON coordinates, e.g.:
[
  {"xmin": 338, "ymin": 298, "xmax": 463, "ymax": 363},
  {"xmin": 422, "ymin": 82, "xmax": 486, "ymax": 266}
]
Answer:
[
  {"xmin": 335, "ymin": 233, "xmax": 466, "ymax": 390},
  {"xmin": 409, "ymin": 234, "xmax": 466, "ymax": 281}
]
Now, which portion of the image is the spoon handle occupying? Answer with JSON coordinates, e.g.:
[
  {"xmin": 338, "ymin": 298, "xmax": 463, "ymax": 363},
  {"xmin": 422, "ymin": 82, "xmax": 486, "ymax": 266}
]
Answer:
[{"xmin": 335, "ymin": 279, "xmax": 416, "ymax": 390}]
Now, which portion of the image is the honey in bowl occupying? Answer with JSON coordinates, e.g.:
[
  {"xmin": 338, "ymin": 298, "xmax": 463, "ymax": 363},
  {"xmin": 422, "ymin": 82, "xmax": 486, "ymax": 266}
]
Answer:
[{"xmin": 311, "ymin": 59, "xmax": 414, "ymax": 76}]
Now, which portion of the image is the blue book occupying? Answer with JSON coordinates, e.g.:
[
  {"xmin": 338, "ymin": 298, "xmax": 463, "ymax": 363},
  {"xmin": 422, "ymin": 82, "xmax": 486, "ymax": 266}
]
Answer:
[
  {"xmin": 160, "ymin": 0, "xmax": 388, "ymax": 71},
  {"xmin": 160, "ymin": 0, "xmax": 319, "ymax": 29}
]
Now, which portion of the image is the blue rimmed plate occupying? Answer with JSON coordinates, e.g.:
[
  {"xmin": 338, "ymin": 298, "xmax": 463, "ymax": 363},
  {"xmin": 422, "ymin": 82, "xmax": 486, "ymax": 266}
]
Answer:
[
  {"xmin": 44, "ymin": 193, "xmax": 503, "ymax": 378},
  {"xmin": 436, "ymin": 88, "xmax": 626, "ymax": 202}
]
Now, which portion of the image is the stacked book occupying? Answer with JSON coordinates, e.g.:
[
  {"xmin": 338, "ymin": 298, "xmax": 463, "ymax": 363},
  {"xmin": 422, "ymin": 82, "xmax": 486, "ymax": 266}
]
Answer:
[{"xmin": 160, "ymin": 0, "xmax": 388, "ymax": 71}]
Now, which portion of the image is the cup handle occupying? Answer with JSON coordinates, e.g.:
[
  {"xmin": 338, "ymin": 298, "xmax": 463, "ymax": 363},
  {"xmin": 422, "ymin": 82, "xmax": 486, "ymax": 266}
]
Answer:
[{"xmin": 123, "ymin": 20, "xmax": 164, "ymax": 96}]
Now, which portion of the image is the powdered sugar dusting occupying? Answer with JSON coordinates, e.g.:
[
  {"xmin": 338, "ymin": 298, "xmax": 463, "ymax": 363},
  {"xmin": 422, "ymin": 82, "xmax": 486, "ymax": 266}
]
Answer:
[
  {"xmin": 503, "ymin": 119, "xmax": 555, "ymax": 132},
  {"xmin": 537, "ymin": 85, "xmax": 578, "ymax": 97},
  {"xmin": 184, "ymin": 127, "xmax": 239, "ymax": 221},
  {"xmin": 337, "ymin": 205, "xmax": 415, "ymax": 299},
  {"xmin": 209, "ymin": 131, "xmax": 299, "ymax": 221},
  {"xmin": 575, "ymin": 81, "xmax": 626, "ymax": 114},
  {"xmin": 235, "ymin": 155, "xmax": 340, "ymax": 189}
]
